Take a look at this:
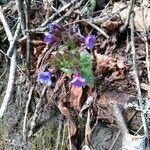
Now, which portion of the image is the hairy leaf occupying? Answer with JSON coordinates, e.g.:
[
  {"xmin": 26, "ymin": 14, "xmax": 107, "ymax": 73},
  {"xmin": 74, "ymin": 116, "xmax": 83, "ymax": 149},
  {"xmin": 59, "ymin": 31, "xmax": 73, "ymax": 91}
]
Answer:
[{"xmin": 79, "ymin": 50, "xmax": 94, "ymax": 87}]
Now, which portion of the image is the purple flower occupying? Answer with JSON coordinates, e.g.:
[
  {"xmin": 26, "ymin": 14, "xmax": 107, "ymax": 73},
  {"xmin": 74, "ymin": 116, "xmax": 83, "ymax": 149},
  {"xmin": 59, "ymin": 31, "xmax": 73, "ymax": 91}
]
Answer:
[
  {"xmin": 69, "ymin": 24, "xmax": 78, "ymax": 36},
  {"xmin": 84, "ymin": 35, "xmax": 96, "ymax": 49},
  {"xmin": 71, "ymin": 73, "xmax": 86, "ymax": 88},
  {"xmin": 38, "ymin": 70, "xmax": 52, "ymax": 86},
  {"xmin": 44, "ymin": 32, "xmax": 55, "ymax": 45},
  {"xmin": 49, "ymin": 23, "xmax": 59, "ymax": 33},
  {"xmin": 49, "ymin": 23, "xmax": 64, "ymax": 33}
]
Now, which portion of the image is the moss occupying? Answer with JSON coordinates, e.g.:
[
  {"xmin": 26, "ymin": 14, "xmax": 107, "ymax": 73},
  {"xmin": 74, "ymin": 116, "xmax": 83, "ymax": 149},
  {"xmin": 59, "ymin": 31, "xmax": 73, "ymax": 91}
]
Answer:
[
  {"xmin": 31, "ymin": 120, "xmax": 70, "ymax": 150},
  {"xmin": 31, "ymin": 121, "xmax": 65, "ymax": 150},
  {"xmin": 0, "ymin": 120, "xmax": 8, "ymax": 150}
]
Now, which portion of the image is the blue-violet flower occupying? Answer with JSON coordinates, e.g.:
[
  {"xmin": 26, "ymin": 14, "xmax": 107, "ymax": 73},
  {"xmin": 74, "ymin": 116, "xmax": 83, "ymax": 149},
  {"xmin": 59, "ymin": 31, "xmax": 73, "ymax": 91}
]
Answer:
[
  {"xmin": 71, "ymin": 73, "xmax": 86, "ymax": 88},
  {"xmin": 44, "ymin": 32, "xmax": 55, "ymax": 45},
  {"xmin": 49, "ymin": 23, "xmax": 59, "ymax": 33},
  {"xmin": 69, "ymin": 24, "xmax": 78, "ymax": 36},
  {"xmin": 38, "ymin": 70, "xmax": 52, "ymax": 86},
  {"xmin": 84, "ymin": 35, "xmax": 96, "ymax": 49}
]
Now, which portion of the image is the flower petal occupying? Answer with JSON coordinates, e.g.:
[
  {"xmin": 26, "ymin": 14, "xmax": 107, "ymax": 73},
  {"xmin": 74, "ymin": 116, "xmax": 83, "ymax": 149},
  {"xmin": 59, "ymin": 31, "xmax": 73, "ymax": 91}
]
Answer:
[
  {"xmin": 38, "ymin": 70, "xmax": 52, "ymax": 86},
  {"xmin": 84, "ymin": 35, "xmax": 96, "ymax": 49},
  {"xmin": 71, "ymin": 74, "xmax": 86, "ymax": 88},
  {"xmin": 44, "ymin": 32, "xmax": 55, "ymax": 44}
]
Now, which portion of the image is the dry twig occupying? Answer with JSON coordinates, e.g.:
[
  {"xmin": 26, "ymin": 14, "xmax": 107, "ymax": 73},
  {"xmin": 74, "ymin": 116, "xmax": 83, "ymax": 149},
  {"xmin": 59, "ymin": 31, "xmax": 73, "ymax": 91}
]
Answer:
[
  {"xmin": 142, "ymin": 7, "xmax": 150, "ymax": 85},
  {"xmin": 23, "ymin": 85, "xmax": 34, "ymax": 143},
  {"xmin": 15, "ymin": 0, "xmax": 26, "ymax": 36},
  {"xmin": 55, "ymin": 0, "xmax": 84, "ymax": 24},
  {"xmin": 109, "ymin": 131, "xmax": 121, "ymax": 150},
  {"xmin": 55, "ymin": 114, "xmax": 64, "ymax": 150},
  {"xmin": 28, "ymin": 86, "xmax": 47, "ymax": 138},
  {"xmin": 84, "ymin": 109, "xmax": 91, "ymax": 149},
  {"xmin": 60, "ymin": 122, "xmax": 67, "ymax": 150},
  {"xmin": 41, "ymin": 0, "xmax": 78, "ymax": 27},
  {"xmin": 85, "ymin": 20, "xmax": 110, "ymax": 39},
  {"xmin": 0, "ymin": 6, "xmax": 12, "ymax": 41},
  {"xmin": 25, "ymin": 0, "xmax": 31, "ymax": 78}
]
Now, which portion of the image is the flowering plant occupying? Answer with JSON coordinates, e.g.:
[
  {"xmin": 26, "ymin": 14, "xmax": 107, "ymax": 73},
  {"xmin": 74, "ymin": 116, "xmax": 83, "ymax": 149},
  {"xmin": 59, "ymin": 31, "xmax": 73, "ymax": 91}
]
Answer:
[{"xmin": 38, "ymin": 23, "xmax": 96, "ymax": 87}]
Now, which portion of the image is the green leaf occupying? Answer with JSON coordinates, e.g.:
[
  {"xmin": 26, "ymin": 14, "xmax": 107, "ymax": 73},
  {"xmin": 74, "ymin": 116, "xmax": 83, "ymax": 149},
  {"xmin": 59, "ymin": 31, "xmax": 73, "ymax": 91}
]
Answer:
[
  {"xmin": 60, "ymin": 68, "xmax": 73, "ymax": 74},
  {"xmin": 79, "ymin": 50, "xmax": 94, "ymax": 87},
  {"xmin": 48, "ymin": 51, "xmax": 78, "ymax": 75},
  {"xmin": 65, "ymin": 41, "xmax": 77, "ymax": 54}
]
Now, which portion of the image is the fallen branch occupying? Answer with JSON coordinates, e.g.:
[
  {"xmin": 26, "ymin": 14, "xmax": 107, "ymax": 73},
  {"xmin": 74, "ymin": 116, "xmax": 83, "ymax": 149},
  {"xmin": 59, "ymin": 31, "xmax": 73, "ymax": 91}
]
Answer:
[
  {"xmin": 130, "ymin": 10, "xmax": 149, "ymax": 149},
  {"xmin": 7, "ymin": 21, "xmax": 21, "ymax": 57},
  {"xmin": 15, "ymin": 0, "xmax": 26, "ymax": 36},
  {"xmin": 0, "ymin": 6, "xmax": 20, "ymax": 118}
]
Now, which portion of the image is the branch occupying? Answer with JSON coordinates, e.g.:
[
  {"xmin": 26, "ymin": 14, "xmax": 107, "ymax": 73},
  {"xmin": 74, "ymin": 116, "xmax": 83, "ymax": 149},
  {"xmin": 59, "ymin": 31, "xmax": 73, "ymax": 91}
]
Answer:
[
  {"xmin": 142, "ymin": 6, "xmax": 150, "ymax": 84},
  {"xmin": 0, "ymin": 6, "xmax": 12, "ymax": 41},
  {"xmin": 7, "ymin": 21, "xmax": 21, "ymax": 57},
  {"xmin": 41, "ymin": 0, "xmax": 78, "ymax": 27},
  {"xmin": 0, "ymin": 6, "xmax": 20, "ymax": 118},
  {"xmin": 15, "ymin": 0, "xmax": 26, "ymax": 36},
  {"xmin": 130, "ymin": 11, "xmax": 149, "ymax": 149},
  {"xmin": 25, "ymin": 0, "xmax": 31, "ymax": 78}
]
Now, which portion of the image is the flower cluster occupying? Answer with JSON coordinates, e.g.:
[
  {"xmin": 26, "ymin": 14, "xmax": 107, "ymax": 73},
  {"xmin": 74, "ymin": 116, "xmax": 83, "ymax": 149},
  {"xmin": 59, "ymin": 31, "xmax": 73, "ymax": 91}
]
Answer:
[
  {"xmin": 44, "ymin": 23, "xmax": 96, "ymax": 50},
  {"xmin": 38, "ymin": 23, "xmax": 96, "ymax": 88}
]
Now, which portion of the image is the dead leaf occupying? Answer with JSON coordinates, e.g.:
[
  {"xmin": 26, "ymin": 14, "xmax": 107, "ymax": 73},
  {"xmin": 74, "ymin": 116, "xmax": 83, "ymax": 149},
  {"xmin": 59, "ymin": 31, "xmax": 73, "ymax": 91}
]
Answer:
[
  {"xmin": 140, "ymin": 83, "xmax": 150, "ymax": 98},
  {"xmin": 79, "ymin": 96, "xmax": 93, "ymax": 118},
  {"xmin": 34, "ymin": 45, "xmax": 45, "ymax": 58},
  {"xmin": 32, "ymin": 39, "xmax": 45, "ymax": 45},
  {"xmin": 70, "ymin": 86, "xmax": 83, "ymax": 111},
  {"xmin": 107, "ymin": 69, "xmax": 126, "ymax": 81},
  {"xmin": 97, "ymin": 90, "xmax": 131, "ymax": 106},
  {"xmin": 84, "ymin": 109, "xmax": 91, "ymax": 147},
  {"xmin": 36, "ymin": 44, "xmax": 56, "ymax": 69},
  {"xmin": 101, "ymin": 20, "xmax": 122, "ymax": 32},
  {"xmin": 58, "ymin": 100, "xmax": 77, "ymax": 150},
  {"xmin": 94, "ymin": 51, "xmax": 126, "ymax": 75},
  {"xmin": 112, "ymin": 2, "xmax": 150, "ymax": 31}
]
